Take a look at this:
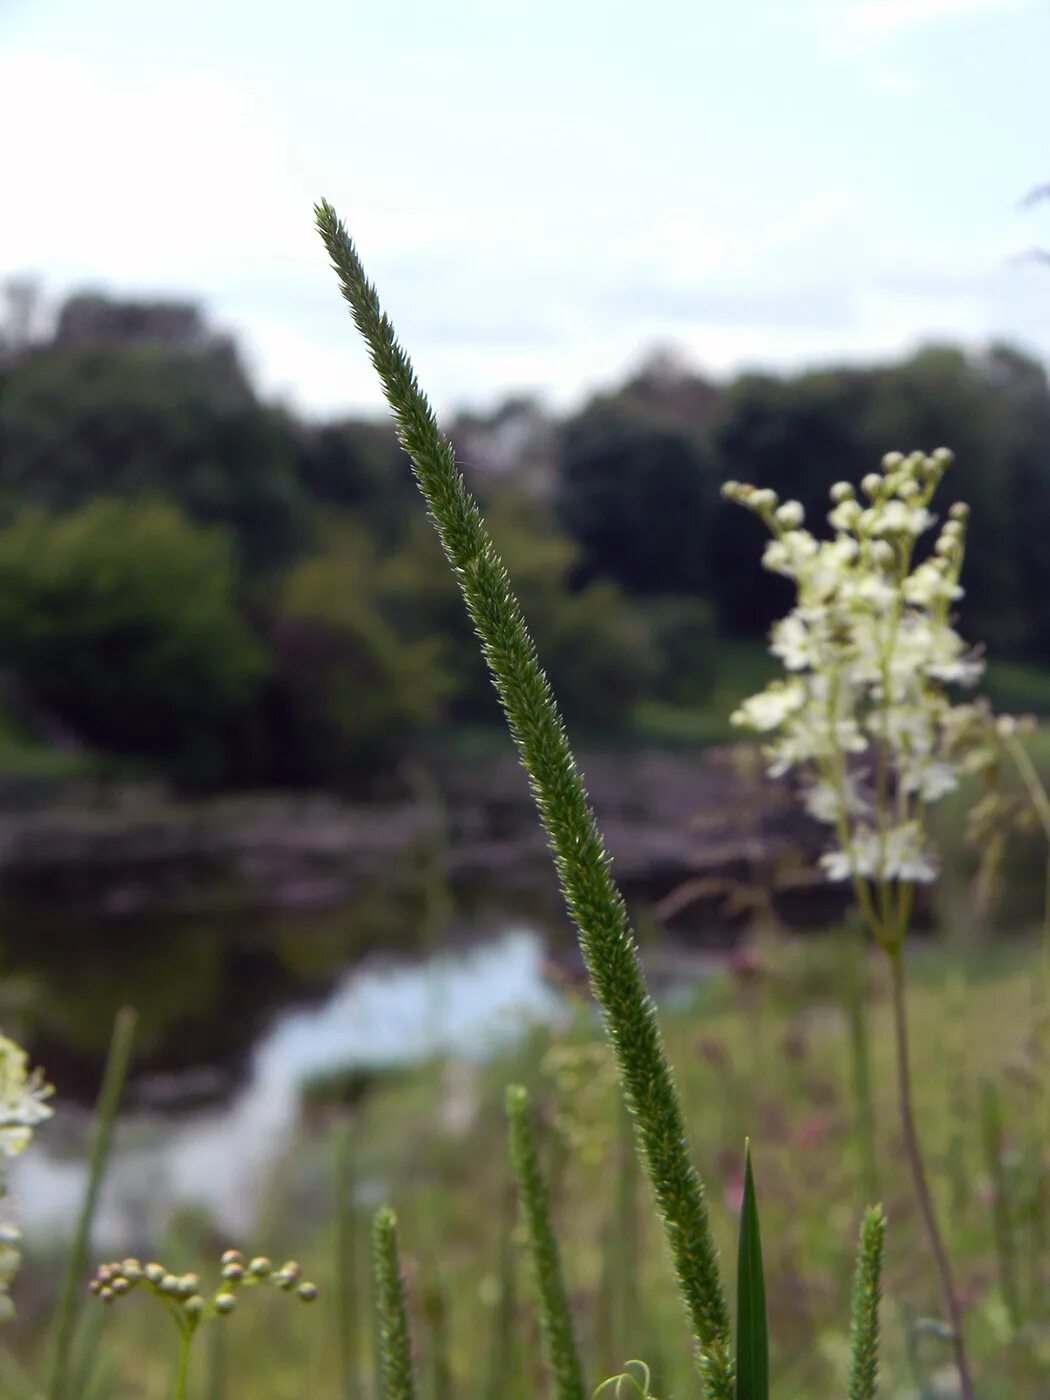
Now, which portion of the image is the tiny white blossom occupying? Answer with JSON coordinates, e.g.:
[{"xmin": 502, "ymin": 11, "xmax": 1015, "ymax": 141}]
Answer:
[
  {"xmin": 730, "ymin": 680, "xmax": 806, "ymax": 732},
  {"xmin": 0, "ymin": 1037, "xmax": 53, "ymax": 1158}
]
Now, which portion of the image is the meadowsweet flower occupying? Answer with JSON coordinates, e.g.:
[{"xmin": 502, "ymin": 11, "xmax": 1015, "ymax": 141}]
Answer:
[
  {"xmin": 730, "ymin": 679, "xmax": 806, "ymax": 731},
  {"xmin": 0, "ymin": 1036, "xmax": 54, "ymax": 1157},
  {"xmin": 725, "ymin": 449, "xmax": 986, "ymax": 906},
  {"xmin": 0, "ymin": 1036, "xmax": 52, "ymax": 1324}
]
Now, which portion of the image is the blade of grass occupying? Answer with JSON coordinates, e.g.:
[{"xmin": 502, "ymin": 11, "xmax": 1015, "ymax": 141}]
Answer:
[
  {"xmin": 734, "ymin": 1142, "xmax": 768, "ymax": 1400},
  {"xmin": 334, "ymin": 1123, "xmax": 358, "ymax": 1397},
  {"xmin": 47, "ymin": 1005, "xmax": 137, "ymax": 1400}
]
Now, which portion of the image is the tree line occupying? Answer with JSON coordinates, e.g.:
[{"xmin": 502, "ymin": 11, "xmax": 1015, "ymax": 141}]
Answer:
[{"xmin": 0, "ymin": 284, "xmax": 1047, "ymax": 787}]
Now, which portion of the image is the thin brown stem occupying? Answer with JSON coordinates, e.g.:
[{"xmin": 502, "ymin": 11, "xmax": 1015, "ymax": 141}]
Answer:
[{"xmin": 888, "ymin": 945, "xmax": 975, "ymax": 1400}]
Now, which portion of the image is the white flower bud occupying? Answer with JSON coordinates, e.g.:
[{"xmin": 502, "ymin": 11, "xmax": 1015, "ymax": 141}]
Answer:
[
  {"xmin": 871, "ymin": 540, "xmax": 895, "ymax": 568},
  {"xmin": 881, "ymin": 451, "xmax": 904, "ymax": 471},
  {"xmin": 932, "ymin": 446, "xmax": 955, "ymax": 467},
  {"xmin": 861, "ymin": 473, "xmax": 883, "ymax": 498},
  {"xmin": 774, "ymin": 500, "xmax": 804, "ymax": 528},
  {"xmin": 750, "ymin": 488, "xmax": 778, "ymax": 513},
  {"xmin": 215, "ymin": 1292, "xmax": 237, "ymax": 1314},
  {"xmin": 830, "ymin": 481, "xmax": 854, "ymax": 503},
  {"xmin": 829, "ymin": 500, "xmax": 861, "ymax": 531},
  {"xmin": 949, "ymin": 501, "xmax": 969, "ymax": 521}
]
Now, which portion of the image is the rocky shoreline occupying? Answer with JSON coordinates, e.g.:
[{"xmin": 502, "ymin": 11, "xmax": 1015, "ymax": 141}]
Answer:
[{"xmin": 0, "ymin": 745, "xmax": 848, "ymax": 942}]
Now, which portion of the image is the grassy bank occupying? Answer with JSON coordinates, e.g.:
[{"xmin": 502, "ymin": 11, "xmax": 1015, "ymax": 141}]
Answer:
[{"xmin": 19, "ymin": 933, "xmax": 1048, "ymax": 1399}]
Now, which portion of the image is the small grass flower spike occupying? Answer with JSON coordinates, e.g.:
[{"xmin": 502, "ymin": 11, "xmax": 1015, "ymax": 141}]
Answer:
[{"xmin": 90, "ymin": 1246, "xmax": 318, "ymax": 1400}]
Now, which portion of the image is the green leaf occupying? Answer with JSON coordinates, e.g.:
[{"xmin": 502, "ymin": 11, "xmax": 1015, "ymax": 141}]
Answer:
[{"xmin": 735, "ymin": 1142, "xmax": 768, "ymax": 1400}]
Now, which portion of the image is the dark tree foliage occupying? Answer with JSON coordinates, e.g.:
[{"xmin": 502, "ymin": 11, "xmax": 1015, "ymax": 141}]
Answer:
[
  {"xmin": 556, "ymin": 401, "xmax": 719, "ymax": 596},
  {"xmin": 0, "ymin": 298, "xmax": 307, "ymax": 573},
  {"xmin": 706, "ymin": 345, "xmax": 1050, "ymax": 654}
]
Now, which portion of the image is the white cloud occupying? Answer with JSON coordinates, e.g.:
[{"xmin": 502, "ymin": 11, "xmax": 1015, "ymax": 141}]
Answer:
[{"xmin": 812, "ymin": 0, "xmax": 1034, "ymax": 52}]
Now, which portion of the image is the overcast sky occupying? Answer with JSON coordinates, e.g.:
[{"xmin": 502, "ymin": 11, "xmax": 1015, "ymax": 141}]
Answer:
[{"xmin": 2, "ymin": 0, "xmax": 1048, "ymax": 419}]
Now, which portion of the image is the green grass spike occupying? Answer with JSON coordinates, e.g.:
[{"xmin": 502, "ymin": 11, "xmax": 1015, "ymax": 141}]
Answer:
[
  {"xmin": 847, "ymin": 1206, "xmax": 886, "ymax": 1400},
  {"xmin": 316, "ymin": 198, "xmax": 733, "ymax": 1400},
  {"xmin": 506, "ymin": 1085, "xmax": 586, "ymax": 1400},
  {"xmin": 373, "ymin": 1208, "xmax": 417, "ymax": 1400}
]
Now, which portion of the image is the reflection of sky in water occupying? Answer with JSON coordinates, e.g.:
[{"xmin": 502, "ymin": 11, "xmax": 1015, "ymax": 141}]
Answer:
[{"xmin": 12, "ymin": 928, "xmax": 562, "ymax": 1243}]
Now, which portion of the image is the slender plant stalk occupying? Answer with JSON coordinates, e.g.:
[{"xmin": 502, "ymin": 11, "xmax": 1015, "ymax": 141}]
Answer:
[
  {"xmin": 888, "ymin": 949, "xmax": 973, "ymax": 1400},
  {"xmin": 943, "ymin": 972, "xmax": 972, "ymax": 1225},
  {"xmin": 483, "ymin": 1186, "xmax": 522, "ymax": 1400},
  {"xmin": 171, "ymin": 1328, "xmax": 193, "ymax": 1400},
  {"xmin": 204, "ymin": 1317, "xmax": 226, "ymax": 1400},
  {"xmin": 847, "ymin": 1206, "xmax": 886, "ymax": 1400},
  {"xmin": 373, "ymin": 1208, "xmax": 416, "ymax": 1400},
  {"xmin": 48, "ymin": 1005, "xmax": 137, "ymax": 1400},
  {"xmin": 843, "ymin": 929, "xmax": 878, "ymax": 1205},
  {"xmin": 316, "ymin": 198, "xmax": 733, "ymax": 1399},
  {"xmin": 980, "ymin": 1079, "xmax": 1021, "ymax": 1332},
  {"xmin": 334, "ymin": 1124, "xmax": 358, "ymax": 1396},
  {"xmin": 506, "ymin": 1086, "xmax": 585, "ymax": 1400},
  {"xmin": 67, "ymin": 1304, "xmax": 109, "ymax": 1400},
  {"xmin": 423, "ymin": 1275, "xmax": 452, "ymax": 1400}
]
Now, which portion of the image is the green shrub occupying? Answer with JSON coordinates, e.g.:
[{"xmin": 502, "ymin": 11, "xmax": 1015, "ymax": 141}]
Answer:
[{"xmin": 0, "ymin": 498, "xmax": 263, "ymax": 781}]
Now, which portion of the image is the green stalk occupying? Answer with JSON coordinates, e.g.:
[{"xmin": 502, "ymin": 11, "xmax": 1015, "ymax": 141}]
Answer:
[
  {"xmin": 47, "ymin": 1006, "xmax": 137, "ymax": 1400},
  {"xmin": 482, "ymin": 1186, "xmax": 522, "ymax": 1400},
  {"xmin": 204, "ymin": 1318, "xmax": 226, "ymax": 1400},
  {"xmin": 843, "ymin": 928, "xmax": 878, "ymax": 1205},
  {"xmin": 373, "ymin": 1208, "xmax": 416, "ymax": 1400},
  {"xmin": 847, "ymin": 1206, "xmax": 886, "ymax": 1400},
  {"xmin": 316, "ymin": 199, "xmax": 733, "ymax": 1399},
  {"xmin": 423, "ymin": 1275, "xmax": 452, "ymax": 1400},
  {"xmin": 888, "ymin": 949, "xmax": 973, "ymax": 1400},
  {"xmin": 506, "ymin": 1085, "xmax": 585, "ymax": 1400},
  {"xmin": 980, "ymin": 1080, "xmax": 1020, "ymax": 1332},
  {"xmin": 334, "ymin": 1124, "xmax": 358, "ymax": 1396},
  {"xmin": 171, "ymin": 1327, "xmax": 193, "ymax": 1400}
]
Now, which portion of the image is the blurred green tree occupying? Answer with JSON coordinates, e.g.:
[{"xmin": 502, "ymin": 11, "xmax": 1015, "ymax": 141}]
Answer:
[
  {"xmin": 0, "ymin": 295, "xmax": 307, "ymax": 573},
  {"xmin": 269, "ymin": 524, "xmax": 454, "ymax": 779},
  {"xmin": 555, "ymin": 401, "xmax": 718, "ymax": 596},
  {"xmin": 0, "ymin": 499, "xmax": 265, "ymax": 782}
]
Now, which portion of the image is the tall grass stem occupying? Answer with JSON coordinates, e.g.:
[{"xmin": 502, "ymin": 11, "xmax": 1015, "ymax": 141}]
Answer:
[
  {"xmin": 315, "ymin": 200, "xmax": 733, "ymax": 1397},
  {"xmin": 47, "ymin": 1006, "xmax": 137, "ymax": 1400}
]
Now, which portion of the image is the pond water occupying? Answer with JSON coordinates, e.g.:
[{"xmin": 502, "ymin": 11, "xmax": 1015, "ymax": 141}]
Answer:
[{"xmin": 10, "ymin": 927, "xmax": 566, "ymax": 1243}]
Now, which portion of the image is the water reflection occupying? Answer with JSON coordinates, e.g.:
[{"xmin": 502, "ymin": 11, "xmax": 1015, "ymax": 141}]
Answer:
[{"xmin": 12, "ymin": 927, "xmax": 562, "ymax": 1243}]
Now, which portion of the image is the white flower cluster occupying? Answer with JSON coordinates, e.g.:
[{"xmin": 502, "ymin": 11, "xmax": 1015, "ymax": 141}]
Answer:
[
  {"xmin": 0, "ymin": 1034, "xmax": 54, "ymax": 1322},
  {"xmin": 724, "ymin": 449, "xmax": 983, "ymax": 904}
]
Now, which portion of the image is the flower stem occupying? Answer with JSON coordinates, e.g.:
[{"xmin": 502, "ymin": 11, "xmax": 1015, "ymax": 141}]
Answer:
[
  {"xmin": 172, "ymin": 1327, "xmax": 193, "ymax": 1400},
  {"xmin": 888, "ymin": 945, "xmax": 974, "ymax": 1400}
]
